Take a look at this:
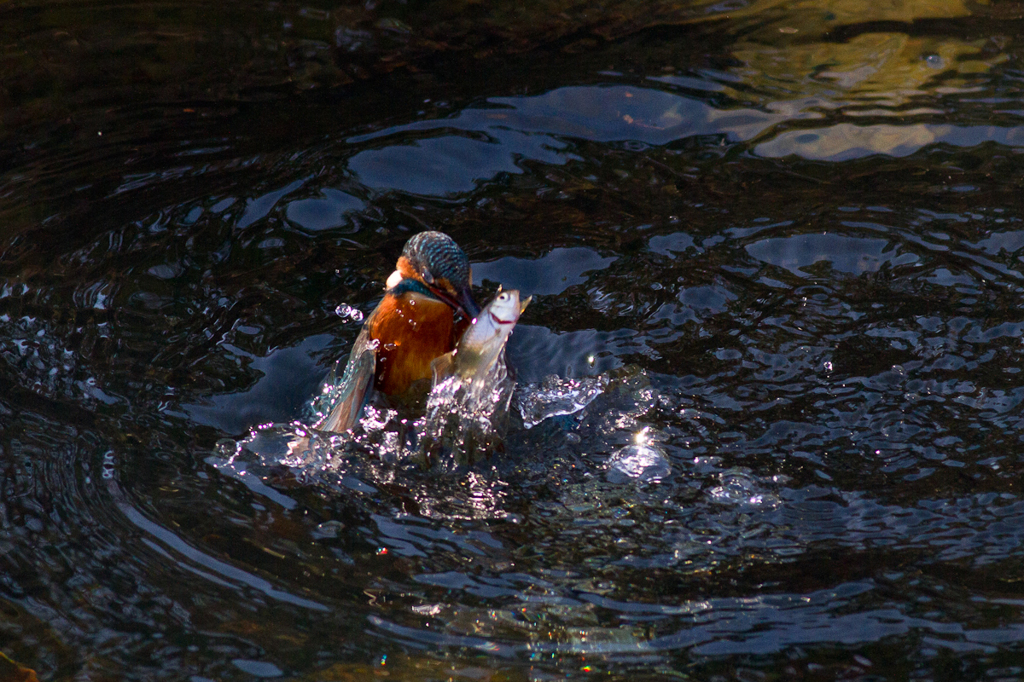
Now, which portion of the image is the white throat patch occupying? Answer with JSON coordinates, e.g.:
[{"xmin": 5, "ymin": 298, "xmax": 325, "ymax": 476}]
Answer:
[{"xmin": 385, "ymin": 269, "xmax": 403, "ymax": 290}]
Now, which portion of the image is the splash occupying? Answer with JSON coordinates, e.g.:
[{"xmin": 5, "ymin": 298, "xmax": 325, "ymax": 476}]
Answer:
[
  {"xmin": 516, "ymin": 374, "xmax": 610, "ymax": 429},
  {"xmin": 419, "ymin": 351, "xmax": 514, "ymax": 470},
  {"xmin": 606, "ymin": 428, "xmax": 671, "ymax": 484}
]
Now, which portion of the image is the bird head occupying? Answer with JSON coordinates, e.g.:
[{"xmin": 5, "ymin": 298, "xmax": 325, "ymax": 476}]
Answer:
[{"xmin": 386, "ymin": 231, "xmax": 480, "ymax": 320}]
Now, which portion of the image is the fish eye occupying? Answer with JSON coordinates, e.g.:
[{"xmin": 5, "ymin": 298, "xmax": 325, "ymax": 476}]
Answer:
[{"xmin": 497, "ymin": 292, "xmax": 509, "ymax": 301}]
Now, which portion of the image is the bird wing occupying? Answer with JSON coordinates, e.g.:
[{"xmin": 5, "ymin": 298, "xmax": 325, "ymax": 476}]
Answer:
[{"xmin": 315, "ymin": 327, "xmax": 376, "ymax": 433}]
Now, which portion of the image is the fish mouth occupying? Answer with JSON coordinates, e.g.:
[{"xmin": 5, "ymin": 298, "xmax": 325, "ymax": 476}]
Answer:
[{"xmin": 489, "ymin": 311, "xmax": 517, "ymax": 325}]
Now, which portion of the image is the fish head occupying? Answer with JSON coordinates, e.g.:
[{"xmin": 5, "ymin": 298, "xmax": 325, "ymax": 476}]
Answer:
[{"xmin": 484, "ymin": 288, "xmax": 522, "ymax": 328}]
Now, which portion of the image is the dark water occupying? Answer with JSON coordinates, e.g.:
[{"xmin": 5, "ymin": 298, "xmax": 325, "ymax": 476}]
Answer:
[{"xmin": 4, "ymin": 0, "xmax": 1024, "ymax": 678}]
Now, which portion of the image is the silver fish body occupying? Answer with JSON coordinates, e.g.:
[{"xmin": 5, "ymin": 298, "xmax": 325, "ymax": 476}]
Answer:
[
  {"xmin": 431, "ymin": 288, "xmax": 528, "ymax": 392},
  {"xmin": 422, "ymin": 288, "xmax": 530, "ymax": 467}
]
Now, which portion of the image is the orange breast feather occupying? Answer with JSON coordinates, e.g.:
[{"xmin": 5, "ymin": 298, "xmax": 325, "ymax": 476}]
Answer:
[{"xmin": 370, "ymin": 292, "xmax": 458, "ymax": 395}]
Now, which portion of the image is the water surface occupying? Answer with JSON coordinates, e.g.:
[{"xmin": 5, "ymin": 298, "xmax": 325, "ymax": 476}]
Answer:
[{"xmin": 3, "ymin": 0, "xmax": 1024, "ymax": 679}]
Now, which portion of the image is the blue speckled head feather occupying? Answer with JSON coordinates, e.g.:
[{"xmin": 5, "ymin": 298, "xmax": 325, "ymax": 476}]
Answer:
[{"xmin": 403, "ymin": 231, "xmax": 471, "ymax": 290}]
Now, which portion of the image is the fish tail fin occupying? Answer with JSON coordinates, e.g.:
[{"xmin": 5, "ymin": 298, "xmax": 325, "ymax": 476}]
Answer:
[{"xmin": 431, "ymin": 351, "xmax": 455, "ymax": 385}]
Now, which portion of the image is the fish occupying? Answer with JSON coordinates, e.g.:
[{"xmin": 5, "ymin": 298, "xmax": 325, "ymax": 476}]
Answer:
[
  {"xmin": 421, "ymin": 287, "xmax": 531, "ymax": 467},
  {"xmin": 430, "ymin": 287, "xmax": 530, "ymax": 396}
]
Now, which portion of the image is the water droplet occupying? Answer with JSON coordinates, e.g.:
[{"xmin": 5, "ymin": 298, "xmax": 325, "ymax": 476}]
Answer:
[
  {"xmin": 335, "ymin": 304, "xmax": 364, "ymax": 323},
  {"xmin": 607, "ymin": 442, "xmax": 671, "ymax": 484}
]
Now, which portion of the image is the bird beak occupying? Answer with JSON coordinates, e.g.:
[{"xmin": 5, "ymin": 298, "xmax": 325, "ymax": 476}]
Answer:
[
  {"xmin": 425, "ymin": 280, "xmax": 480, "ymax": 322},
  {"xmin": 456, "ymin": 285, "xmax": 481, "ymax": 321}
]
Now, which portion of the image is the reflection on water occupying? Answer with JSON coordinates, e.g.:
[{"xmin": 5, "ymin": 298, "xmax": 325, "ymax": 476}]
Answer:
[
  {"xmin": 5, "ymin": 0, "xmax": 1024, "ymax": 679},
  {"xmin": 759, "ymin": 122, "xmax": 1024, "ymax": 160}
]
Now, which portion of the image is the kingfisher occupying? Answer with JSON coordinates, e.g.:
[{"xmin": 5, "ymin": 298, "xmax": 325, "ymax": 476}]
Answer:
[{"xmin": 314, "ymin": 231, "xmax": 480, "ymax": 433}]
